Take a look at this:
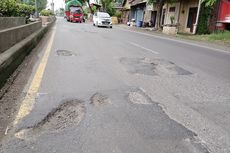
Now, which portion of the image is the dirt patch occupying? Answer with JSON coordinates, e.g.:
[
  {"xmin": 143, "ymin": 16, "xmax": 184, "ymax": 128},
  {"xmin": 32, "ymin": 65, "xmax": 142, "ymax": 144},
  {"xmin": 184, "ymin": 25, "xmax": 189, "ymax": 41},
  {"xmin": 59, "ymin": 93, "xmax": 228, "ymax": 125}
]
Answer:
[
  {"xmin": 120, "ymin": 57, "xmax": 192, "ymax": 76},
  {"xmin": 90, "ymin": 93, "xmax": 111, "ymax": 106},
  {"xmin": 15, "ymin": 99, "xmax": 86, "ymax": 139},
  {"xmin": 56, "ymin": 50, "xmax": 75, "ymax": 56},
  {"xmin": 128, "ymin": 89, "xmax": 153, "ymax": 105}
]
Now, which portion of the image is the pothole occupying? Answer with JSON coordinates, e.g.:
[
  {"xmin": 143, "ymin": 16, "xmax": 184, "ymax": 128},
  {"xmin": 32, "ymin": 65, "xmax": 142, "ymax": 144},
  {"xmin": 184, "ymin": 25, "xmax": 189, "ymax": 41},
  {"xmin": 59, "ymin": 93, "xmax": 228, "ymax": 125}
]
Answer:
[
  {"xmin": 38, "ymin": 99, "xmax": 85, "ymax": 130},
  {"xmin": 120, "ymin": 57, "xmax": 192, "ymax": 76},
  {"xmin": 128, "ymin": 89, "xmax": 153, "ymax": 105},
  {"xmin": 120, "ymin": 57, "xmax": 158, "ymax": 76},
  {"xmin": 90, "ymin": 93, "xmax": 111, "ymax": 106},
  {"xmin": 56, "ymin": 50, "xmax": 75, "ymax": 56},
  {"xmin": 15, "ymin": 99, "xmax": 85, "ymax": 139}
]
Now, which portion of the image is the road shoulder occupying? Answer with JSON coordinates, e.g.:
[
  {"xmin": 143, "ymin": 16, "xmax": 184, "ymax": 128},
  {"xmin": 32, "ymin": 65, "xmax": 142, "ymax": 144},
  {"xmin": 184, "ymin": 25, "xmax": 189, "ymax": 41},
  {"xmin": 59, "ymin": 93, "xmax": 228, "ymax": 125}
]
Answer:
[
  {"xmin": 115, "ymin": 24, "xmax": 230, "ymax": 53},
  {"xmin": 0, "ymin": 28, "xmax": 54, "ymax": 143}
]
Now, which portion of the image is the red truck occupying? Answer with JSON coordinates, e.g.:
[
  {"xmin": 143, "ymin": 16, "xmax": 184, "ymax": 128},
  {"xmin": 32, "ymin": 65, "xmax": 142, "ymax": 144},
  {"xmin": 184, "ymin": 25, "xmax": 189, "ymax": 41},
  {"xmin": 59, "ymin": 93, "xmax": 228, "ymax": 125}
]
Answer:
[
  {"xmin": 69, "ymin": 6, "xmax": 83, "ymax": 23},
  {"xmin": 65, "ymin": 0, "xmax": 83, "ymax": 23}
]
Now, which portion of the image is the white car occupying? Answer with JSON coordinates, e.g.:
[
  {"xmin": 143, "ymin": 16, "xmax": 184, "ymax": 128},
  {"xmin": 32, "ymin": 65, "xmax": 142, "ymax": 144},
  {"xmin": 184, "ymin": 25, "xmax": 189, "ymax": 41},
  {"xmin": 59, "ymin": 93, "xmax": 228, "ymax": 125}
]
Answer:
[{"xmin": 93, "ymin": 12, "xmax": 112, "ymax": 28}]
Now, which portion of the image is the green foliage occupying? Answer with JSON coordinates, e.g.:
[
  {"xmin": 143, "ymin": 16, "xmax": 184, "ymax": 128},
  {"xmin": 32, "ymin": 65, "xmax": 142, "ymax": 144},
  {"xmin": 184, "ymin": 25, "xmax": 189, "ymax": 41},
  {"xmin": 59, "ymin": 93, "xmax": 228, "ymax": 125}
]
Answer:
[
  {"xmin": 40, "ymin": 9, "xmax": 53, "ymax": 16},
  {"xmin": 0, "ymin": 0, "xmax": 17, "ymax": 16},
  {"xmin": 106, "ymin": 3, "xmax": 115, "ymax": 16},
  {"xmin": 83, "ymin": 8, "xmax": 88, "ymax": 19},
  {"xmin": 91, "ymin": 6, "xmax": 97, "ymax": 14},
  {"xmin": 16, "ymin": 3, "xmax": 35, "ymax": 17},
  {"xmin": 115, "ymin": 10, "xmax": 122, "ymax": 18},
  {"xmin": 0, "ymin": 0, "xmax": 34, "ymax": 17},
  {"xmin": 83, "ymin": 9, "xmax": 87, "ymax": 15},
  {"xmin": 196, "ymin": 3, "xmax": 211, "ymax": 34},
  {"xmin": 178, "ymin": 31, "xmax": 230, "ymax": 45},
  {"xmin": 101, "ymin": 0, "xmax": 115, "ymax": 16},
  {"xmin": 208, "ymin": 31, "xmax": 230, "ymax": 42},
  {"xmin": 25, "ymin": 0, "xmax": 47, "ymax": 12},
  {"xmin": 202, "ymin": 0, "xmax": 216, "ymax": 6}
]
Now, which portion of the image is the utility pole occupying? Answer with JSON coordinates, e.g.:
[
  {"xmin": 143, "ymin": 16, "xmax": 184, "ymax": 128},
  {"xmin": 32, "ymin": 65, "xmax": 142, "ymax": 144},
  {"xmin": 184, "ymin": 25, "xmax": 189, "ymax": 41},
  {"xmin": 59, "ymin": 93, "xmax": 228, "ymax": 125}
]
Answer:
[
  {"xmin": 51, "ymin": 0, "xmax": 55, "ymax": 14},
  {"xmin": 193, "ymin": 0, "xmax": 202, "ymax": 34},
  {"xmin": 35, "ymin": 0, "xmax": 39, "ymax": 18}
]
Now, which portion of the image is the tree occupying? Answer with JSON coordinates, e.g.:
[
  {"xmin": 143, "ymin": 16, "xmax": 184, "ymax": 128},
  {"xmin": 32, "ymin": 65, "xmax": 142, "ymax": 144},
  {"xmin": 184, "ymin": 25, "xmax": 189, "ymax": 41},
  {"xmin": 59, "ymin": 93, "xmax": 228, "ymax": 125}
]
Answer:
[
  {"xmin": 202, "ymin": 0, "xmax": 216, "ymax": 6},
  {"xmin": 85, "ymin": 0, "xmax": 93, "ymax": 14},
  {"xmin": 24, "ymin": 0, "xmax": 47, "ymax": 12},
  {"xmin": 196, "ymin": 0, "xmax": 217, "ymax": 34},
  {"xmin": 101, "ymin": 0, "xmax": 115, "ymax": 16}
]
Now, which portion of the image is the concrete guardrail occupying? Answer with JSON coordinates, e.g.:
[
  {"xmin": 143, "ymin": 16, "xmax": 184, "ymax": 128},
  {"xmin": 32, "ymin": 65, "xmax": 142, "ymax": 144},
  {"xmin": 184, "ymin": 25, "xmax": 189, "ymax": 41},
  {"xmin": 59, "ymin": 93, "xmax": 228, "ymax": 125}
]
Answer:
[
  {"xmin": 0, "ymin": 20, "xmax": 55, "ymax": 88},
  {"xmin": 0, "ymin": 17, "xmax": 26, "ymax": 30},
  {"xmin": 0, "ymin": 21, "xmax": 42, "ymax": 53}
]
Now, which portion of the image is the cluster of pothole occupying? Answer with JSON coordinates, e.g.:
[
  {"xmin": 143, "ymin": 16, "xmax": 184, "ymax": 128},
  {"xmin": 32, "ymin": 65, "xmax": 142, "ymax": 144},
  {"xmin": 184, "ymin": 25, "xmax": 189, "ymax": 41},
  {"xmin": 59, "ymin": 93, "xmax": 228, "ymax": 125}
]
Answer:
[{"xmin": 120, "ymin": 57, "xmax": 192, "ymax": 76}]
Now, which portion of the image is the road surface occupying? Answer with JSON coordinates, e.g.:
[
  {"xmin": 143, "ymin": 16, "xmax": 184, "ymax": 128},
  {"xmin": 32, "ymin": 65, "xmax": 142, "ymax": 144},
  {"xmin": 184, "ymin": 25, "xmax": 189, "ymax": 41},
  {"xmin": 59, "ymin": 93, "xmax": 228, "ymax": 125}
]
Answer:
[{"xmin": 1, "ymin": 17, "xmax": 230, "ymax": 153}]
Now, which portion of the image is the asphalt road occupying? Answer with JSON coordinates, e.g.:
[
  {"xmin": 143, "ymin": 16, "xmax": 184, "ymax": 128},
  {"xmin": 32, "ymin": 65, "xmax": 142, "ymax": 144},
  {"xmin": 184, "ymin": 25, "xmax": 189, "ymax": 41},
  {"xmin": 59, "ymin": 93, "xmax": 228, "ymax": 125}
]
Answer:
[{"xmin": 1, "ymin": 17, "xmax": 230, "ymax": 153}]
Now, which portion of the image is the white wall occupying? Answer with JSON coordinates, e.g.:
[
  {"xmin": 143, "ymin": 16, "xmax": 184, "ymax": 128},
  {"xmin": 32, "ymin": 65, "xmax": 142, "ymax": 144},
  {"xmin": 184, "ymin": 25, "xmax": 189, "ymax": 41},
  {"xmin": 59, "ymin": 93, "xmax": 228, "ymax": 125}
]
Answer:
[{"xmin": 162, "ymin": 2, "xmax": 180, "ymax": 25}]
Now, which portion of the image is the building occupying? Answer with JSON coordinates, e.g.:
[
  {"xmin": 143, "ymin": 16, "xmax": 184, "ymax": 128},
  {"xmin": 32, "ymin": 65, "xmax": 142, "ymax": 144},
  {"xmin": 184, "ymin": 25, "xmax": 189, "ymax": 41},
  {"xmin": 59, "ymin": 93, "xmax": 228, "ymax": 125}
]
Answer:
[
  {"xmin": 121, "ymin": 0, "xmax": 131, "ymax": 24},
  {"xmin": 121, "ymin": 0, "xmax": 229, "ymax": 33},
  {"xmin": 129, "ymin": 0, "xmax": 147, "ymax": 26},
  {"xmin": 161, "ymin": 0, "xmax": 200, "ymax": 34}
]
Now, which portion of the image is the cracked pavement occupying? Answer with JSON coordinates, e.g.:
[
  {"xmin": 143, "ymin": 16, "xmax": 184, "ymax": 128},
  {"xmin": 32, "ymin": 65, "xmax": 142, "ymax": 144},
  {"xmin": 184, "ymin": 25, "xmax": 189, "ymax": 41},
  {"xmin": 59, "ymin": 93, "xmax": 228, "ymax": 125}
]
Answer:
[{"xmin": 0, "ymin": 17, "xmax": 230, "ymax": 153}]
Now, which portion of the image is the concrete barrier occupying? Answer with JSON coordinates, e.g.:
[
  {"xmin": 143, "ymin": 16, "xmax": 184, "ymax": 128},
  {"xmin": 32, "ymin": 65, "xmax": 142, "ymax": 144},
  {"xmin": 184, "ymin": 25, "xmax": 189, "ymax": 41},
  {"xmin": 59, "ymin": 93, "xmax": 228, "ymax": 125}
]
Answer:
[
  {"xmin": 0, "ymin": 17, "xmax": 26, "ymax": 30},
  {"xmin": 0, "ymin": 21, "xmax": 55, "ymax": 88},
  {"xmin": 0, "ymin": 21, "xmax": 42, "ymax": 53},
  {"xmin": 40, "ymin": 16, "xmax": 56, "ymax": 25}
]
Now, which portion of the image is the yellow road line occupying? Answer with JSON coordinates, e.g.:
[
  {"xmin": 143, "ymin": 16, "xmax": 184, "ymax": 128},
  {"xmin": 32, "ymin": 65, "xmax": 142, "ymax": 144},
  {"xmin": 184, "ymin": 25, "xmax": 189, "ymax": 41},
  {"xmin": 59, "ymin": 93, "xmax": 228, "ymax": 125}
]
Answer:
[{"xmin": 14, "ymin": 27, "xmax": 56, "ymax": 126}]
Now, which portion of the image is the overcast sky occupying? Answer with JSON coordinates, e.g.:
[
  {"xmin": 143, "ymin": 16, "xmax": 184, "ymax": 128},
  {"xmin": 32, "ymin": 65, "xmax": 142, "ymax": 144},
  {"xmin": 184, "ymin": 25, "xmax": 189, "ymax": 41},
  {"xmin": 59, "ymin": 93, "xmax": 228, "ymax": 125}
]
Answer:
[{"xmin": 47, "ymin": 0, "xmax": 65, "ymax": 10}]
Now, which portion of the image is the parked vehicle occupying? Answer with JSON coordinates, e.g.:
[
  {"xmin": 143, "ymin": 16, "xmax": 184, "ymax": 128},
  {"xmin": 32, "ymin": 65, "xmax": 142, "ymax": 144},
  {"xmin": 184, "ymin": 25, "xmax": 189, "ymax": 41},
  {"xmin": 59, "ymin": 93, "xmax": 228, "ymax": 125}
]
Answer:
[
  {"xmin": 93, "ymin": 12, "xmax": 112, "ymax": 28},
  {"xmin": 65, "ymin": 0, "xmax": 83, "ymax": 23}
]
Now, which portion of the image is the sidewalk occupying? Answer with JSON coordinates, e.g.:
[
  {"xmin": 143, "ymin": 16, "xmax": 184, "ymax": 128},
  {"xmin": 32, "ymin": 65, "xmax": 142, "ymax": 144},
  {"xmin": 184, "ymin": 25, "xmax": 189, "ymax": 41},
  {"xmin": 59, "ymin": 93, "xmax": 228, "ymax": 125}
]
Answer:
[{"xmin": 116, "ymin": 24, "xmax": 230, "ymax": 52}]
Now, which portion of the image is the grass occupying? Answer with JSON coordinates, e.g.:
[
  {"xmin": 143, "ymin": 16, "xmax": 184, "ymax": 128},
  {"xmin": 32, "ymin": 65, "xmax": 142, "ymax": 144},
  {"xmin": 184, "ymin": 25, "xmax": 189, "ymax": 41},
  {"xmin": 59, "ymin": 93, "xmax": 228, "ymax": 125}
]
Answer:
[{"xmin": 177, "ymin": 31, "xmax": 230, "ymax": 45}]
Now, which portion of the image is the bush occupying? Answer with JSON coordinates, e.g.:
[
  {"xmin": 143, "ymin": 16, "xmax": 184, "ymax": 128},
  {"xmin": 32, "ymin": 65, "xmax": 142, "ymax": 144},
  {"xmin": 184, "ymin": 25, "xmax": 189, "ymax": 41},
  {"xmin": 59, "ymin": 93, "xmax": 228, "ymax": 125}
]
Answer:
[
  {"xmin": 115, "ymin": 10, "xmax": 122, "ymax": 18},
  {"xmin": 0, "ymin": 0, "xmax": 35, "ymax": 17},
  {"xmin": 0, "ymin": 0, "xmax": 17, "ymax": 16},
  {"xmin": 91, "ymin": 6, "xmax": 97, "ymax": 14},
  {"xmin": 40, "ymin": 9, "xmax": 53, "ymax": 16},
  {"xmin": 16, "ymin": 3, "xmax": 35, "ymax": 17},
  {"xmin": 208, "ymin": 31, "xmax": 230, "ymax": 42}
]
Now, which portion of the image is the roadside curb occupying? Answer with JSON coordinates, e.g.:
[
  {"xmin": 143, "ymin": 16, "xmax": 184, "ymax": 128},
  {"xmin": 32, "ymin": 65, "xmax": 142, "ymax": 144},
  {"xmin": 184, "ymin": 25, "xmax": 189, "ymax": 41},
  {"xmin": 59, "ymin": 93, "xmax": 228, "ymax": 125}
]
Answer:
[{"xmin": 0, "ymin": 20, "xmax": 55, "ymax": 89}]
